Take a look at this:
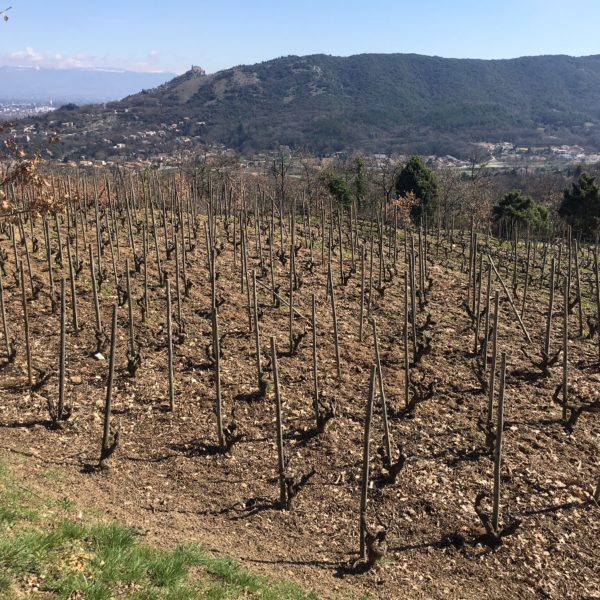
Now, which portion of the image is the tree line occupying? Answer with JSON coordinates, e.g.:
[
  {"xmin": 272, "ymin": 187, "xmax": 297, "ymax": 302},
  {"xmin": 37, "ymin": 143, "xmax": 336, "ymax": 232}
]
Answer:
[{"xmin": 261, "ymin": 149, "xmax": 600, "ymax": 241}]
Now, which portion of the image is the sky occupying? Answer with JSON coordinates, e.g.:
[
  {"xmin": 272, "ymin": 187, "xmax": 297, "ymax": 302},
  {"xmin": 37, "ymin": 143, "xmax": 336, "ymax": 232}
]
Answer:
[{"xmin": 1, "ymin": 0, "xmax": 600, "ymax": 74}]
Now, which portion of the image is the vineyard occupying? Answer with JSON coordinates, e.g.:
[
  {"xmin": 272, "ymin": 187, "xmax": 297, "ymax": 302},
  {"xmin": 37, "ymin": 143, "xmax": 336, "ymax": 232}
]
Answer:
[{"xmin": 0, "ymin": 165, "xmax": 598, "ymax": 599}]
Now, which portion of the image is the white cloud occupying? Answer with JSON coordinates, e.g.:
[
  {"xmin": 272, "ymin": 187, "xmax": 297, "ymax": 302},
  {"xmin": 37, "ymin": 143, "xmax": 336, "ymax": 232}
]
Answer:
[
  {"xmin": 0, "ymin": 47, "xmax": 175, "ymax": 72},
  {"xmin": 8, "ymin": 46, "xmax": 43, "ymax": 62}
]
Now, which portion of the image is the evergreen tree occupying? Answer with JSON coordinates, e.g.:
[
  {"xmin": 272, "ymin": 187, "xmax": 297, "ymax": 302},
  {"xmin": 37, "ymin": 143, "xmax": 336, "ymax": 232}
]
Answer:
[
  {"xmin": 321, "ymin": 172, "xmax": 355, "ymax": 207},
  {"xmin": 558, "ymin": 172, "xmax": 600, "ymax": 238},
  {"xmin": 353, "ymin": 156, "xmax": 366, "ymax": 209},
  {"xmin": 395, "ymin": 155, "xmax": 438, "ymax": 223},
  {"xmin": 492, "ymin": 190, "xmax": 549, "ymax": 232}
]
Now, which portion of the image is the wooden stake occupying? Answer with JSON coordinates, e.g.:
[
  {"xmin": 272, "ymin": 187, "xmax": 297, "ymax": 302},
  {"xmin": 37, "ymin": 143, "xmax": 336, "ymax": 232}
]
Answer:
[
  {"xmin": 359, "ymin": 245, "xmax": 365, "ymax": 342},
  {"xmin": 0, "ymin": 268, "xmax": 11, "ymax": 360},
  {"xmin": 488, "ymin": 255, "xmax": 532, "ymax": 344},
  {"xmin": 474, "ymin": 253, "xmax": 483, "ymax": 354},
  {"xmin": 562, "ymin": 276, "xmax": 569, "ymax": 422},
  {"xmin": 19, "ymin": 261, "xmax": 32, "ymax": 387},
  {"xmin": 100, "ymin": 304, "xmax": 118, "ymax": 467},
  {"xmin": 212, "ymin": 306, "xmax": 224, "ymax": 446},
  {"xmin": 66, "ymin": 240, "xmax": 79, "ymax": 333},
  {"xmin": 544, "ymin": 258, "xmax": 555, "ymax": 358},
  {"xmin": 594, "ymin": 250, "xmax": 600, "ymax": 363},
  {"xmin": 328, "ymin": 267, "xmax": 342, "ymax": 378},
  {"xmin": 492, "ymin": 352, "xmax": 506, "ymax": 531},
  {"xmin": 486, "ymin": 291, "xmax": 500, "ymax": 424},
  {"xmin": 271, "ymin": 336, "xmax": 287, "ymax": 507},
  {"xmin": 371, "ymin": 318, "xmax": 392, "ymax": 463},
  {"xmin": 359, "ymin": 365, "xmax": 377, "ymax": 560},
  {"xmin": 166, "ymin": 279, "xmax": 175, "ymax": 412},
  {"xmin": 404, "ymin": 274, "xmax": 410, "ymax": 408},
  {"xmin": 311, "ymin": 293, "xmax": 319, "ymax": 425},
  {"xmin": 574, "ymin": 241, "xmax": 583, "ymax": 337},
  {"xmin": 57, "ymin": 278, "xmax": 66, "ymax": 420},
  {"xmin": 252, "ymin": 271, "xmax": 262, "ymax": 394},
  {"xmin": 482, "ymin": 263, "xmax": 492, "ymax": 370}
]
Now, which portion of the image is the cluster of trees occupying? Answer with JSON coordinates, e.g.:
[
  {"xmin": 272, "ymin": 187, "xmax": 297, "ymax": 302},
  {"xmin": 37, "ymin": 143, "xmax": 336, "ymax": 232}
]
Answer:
[
  {"xmin": 492, "ymin": 172, "xmax": 600, "ymax": 239},
  {"xmin": 558, "ymin": 172, "xmax": 600, "ymax": 238},
  {"xmin": 192, "ymin": 147, "xmax": 600, "ymax": 241},
  {"xmin": 320, "ymin": 157, "xmax": 366, "ymax": 209},
  {"xmin": 319, "ymin": 155, "xmax": 439, "ymax": 223},
  {"xmin": 492, "ymin": 190, "xmax": 550, "ymax": 233},
  {"xmin": 317, "ymin": 153, "xmax": 600, "ymax": 240}
]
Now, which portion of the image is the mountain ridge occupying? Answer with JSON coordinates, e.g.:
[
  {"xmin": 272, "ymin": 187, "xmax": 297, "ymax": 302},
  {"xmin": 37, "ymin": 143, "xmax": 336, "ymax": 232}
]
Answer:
[{"xmin": 23, "ymin": 52, "xmax": 600, "ymax": 158}]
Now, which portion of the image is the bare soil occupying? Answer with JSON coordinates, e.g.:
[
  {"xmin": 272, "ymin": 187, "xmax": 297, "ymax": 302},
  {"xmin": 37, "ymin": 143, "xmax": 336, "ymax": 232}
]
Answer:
[{"xmin": 1, "ymin": 219, "xmax": 598, "ymax": 599}]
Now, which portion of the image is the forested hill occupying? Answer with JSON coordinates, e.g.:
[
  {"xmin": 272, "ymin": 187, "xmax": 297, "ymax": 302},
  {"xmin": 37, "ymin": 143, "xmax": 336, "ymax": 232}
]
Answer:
[{"xmin": 31, "ymin": 53, "xmax": 600, "ymax": 157}]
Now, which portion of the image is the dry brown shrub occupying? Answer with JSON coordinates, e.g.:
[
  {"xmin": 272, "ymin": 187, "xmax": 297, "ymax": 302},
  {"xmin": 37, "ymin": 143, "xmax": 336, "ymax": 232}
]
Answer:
[{"xmin": 392, "ymin": 191, "xmax": 419, "ymax": 225}]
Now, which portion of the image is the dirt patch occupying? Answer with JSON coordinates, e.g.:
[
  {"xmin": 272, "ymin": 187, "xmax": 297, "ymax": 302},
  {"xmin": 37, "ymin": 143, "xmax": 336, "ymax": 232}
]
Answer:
[{"xmin": 0, "ymin": 217, "xmax": 598, "ymax": 599}]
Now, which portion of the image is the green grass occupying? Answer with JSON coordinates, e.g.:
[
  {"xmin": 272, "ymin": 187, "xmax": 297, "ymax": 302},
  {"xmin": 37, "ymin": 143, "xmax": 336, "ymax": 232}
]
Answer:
[
  {"xmin": 40, "ymin": 469, "xmax": 61, "ymax": 483},
  {"xmin": 0, "ymin": 462, "xmax": 319, "ymax": 599}
]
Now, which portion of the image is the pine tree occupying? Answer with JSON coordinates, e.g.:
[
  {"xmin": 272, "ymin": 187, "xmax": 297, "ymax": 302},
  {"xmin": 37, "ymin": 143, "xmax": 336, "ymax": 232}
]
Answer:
[
  {"xmin": 395, "ymin": 155, "xmax": 439, "ymax": 224},
  {"xmin": 559, "ymin": 173, "xmax": 600, "ymax": 239}
]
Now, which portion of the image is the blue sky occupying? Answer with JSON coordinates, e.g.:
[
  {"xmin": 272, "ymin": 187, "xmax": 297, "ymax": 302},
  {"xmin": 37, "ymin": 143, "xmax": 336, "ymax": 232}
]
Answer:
[{"xmin": 1, "ymin": 0, "xmax": 599, "ymax": 73}]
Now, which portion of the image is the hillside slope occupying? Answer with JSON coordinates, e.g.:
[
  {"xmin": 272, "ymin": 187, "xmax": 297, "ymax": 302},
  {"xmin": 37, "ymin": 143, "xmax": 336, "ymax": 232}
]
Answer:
[{"xmin": 29, "ymin": 53, "xmax": 600, "ymax": 157}]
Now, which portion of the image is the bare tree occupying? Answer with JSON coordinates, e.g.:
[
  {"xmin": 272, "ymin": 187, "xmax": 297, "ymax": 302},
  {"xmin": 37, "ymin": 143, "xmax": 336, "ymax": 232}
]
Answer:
[
  {"xmin": 270, "ymin": 147, "xmax": 295, "ymax": 207},
  {"xmin": 297, "ymin": 150, "xmax": 324, "ymax": 203},
  {"xmin": 462, "ymin": 149, "xmax": 495, "ymax": 225},
  {"xmin": 436, "ymin": 166, "xmax": 462, "ymax": 226},
  {"xmin": 367, "ymin": 155, "xmax": 404, "ymax": 209}
]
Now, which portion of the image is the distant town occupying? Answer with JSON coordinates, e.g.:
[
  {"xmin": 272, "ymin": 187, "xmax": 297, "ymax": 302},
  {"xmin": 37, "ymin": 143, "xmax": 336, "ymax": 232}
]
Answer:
[
  {"xmin": 0, "ymin": 101, "xmax": 56, "ymax": 120},
  {"xmin": 2, "ymin": 100, "xmax": 600, "ymax": 173}
]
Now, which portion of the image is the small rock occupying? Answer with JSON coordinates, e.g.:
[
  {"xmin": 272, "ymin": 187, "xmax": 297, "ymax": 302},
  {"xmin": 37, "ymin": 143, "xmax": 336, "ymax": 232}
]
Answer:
[
  {"xmin": 94, "ymin": 353, "xmax": 105, "ymax": 361},
  {"xmin": 70, "ymin": 375, "xmax": 83, "ymax": 385}
]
